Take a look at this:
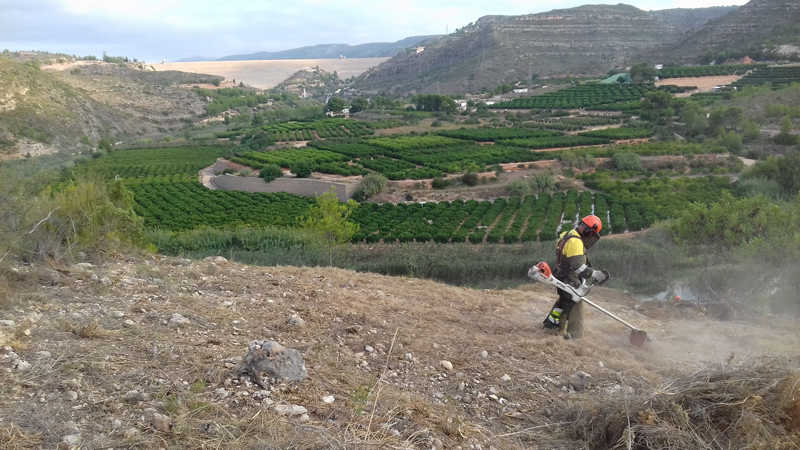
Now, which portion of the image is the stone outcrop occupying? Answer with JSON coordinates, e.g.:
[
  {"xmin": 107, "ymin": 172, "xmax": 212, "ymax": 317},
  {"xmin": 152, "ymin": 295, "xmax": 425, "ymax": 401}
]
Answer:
[{"xmin": 355, "ymin": 4, "xmax": 736, "ymax": 95}]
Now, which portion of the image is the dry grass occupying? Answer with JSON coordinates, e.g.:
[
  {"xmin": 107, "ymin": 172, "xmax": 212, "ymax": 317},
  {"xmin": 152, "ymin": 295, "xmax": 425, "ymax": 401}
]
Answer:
[
  {"xmin": 0, "ymin": 255, "xmax": 798, "ymax": 448},
  {"xmin": 0, "ymin": 423, "xmax": 42, "ymax": 450},
  {"xmin": 62, "ymin": 319, "xmax": 109, "ymax": 339},
  {"xmin": 562, "ymin": 359, "xmax": 800, "ymax": 449}
]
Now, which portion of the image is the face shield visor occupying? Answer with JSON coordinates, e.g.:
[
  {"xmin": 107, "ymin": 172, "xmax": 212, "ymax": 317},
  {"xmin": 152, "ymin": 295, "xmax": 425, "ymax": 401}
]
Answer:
[{"xmin": 581, "ymin": 229, "xmax": 600, "ymax": 249}]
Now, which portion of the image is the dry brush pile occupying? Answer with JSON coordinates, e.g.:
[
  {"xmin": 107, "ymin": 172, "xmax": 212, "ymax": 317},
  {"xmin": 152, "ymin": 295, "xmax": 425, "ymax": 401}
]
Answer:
[{"xmin": 563, "ymin": 358, "xmax": 800, "ymax": 449}]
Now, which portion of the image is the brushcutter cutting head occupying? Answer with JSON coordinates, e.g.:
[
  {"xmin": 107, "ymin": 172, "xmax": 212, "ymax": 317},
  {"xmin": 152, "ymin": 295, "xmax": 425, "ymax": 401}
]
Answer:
[{"xmin": 630, "ymin": 329, "xmax": 648, "ymax": 347}]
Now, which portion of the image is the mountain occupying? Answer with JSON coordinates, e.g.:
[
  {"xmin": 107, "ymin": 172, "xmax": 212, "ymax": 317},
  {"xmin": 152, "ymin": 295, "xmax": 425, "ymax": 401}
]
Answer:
[
  {"xmin": 0, "ymin": 54, "xmax": 220, "ymax": 157},
  {"xmin": 354, "ymin": 4, "xmax": 736, "ymax": 95},
  {"xmin": 657, "ymin": 0, "xmax": 800, "ymax": 63},
  {"xmin": 217, "ymin": 35, "xmax": 439, "ymax": 61}
]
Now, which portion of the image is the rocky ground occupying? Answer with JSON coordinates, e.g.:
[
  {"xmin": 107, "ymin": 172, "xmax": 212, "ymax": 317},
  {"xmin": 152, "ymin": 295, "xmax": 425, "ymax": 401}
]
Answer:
[{"xmin": 1, "ymin": 255, "xmax": 798, "ymax": 448}]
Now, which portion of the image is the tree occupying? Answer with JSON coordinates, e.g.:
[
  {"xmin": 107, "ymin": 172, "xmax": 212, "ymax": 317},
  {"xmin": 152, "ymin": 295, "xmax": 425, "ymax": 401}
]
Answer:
[
  {"xmin": 259, "ymin": 164, "xmax": 283, "ymax": 182},
  {"xmin": 531, "ymin": 173, "xmax": 555, "ymax": 195},
  {"xmin": 630, "ymin": 63, "xmax": 657, "ymax": 83},
  {"xmin": 326, "ymin": 97, "xmax": 346, "ymax": 112},
  {"xmin": 352, "ymin": 173, "xmax": 387, "ymax": 201},
  {"xmin": 301, "ymin": 189, "xmax": 359, "ymax": 265},
  {"xmin": 412, "ymin": 94, "xmax": 457, "ymax": 113},
  {"xmin": 680, "ymin": 102, "xmax": 708, "ymax": 137},
  {"xmin": 291, "ymin": 162, "xmax": 312, "ymax": 178},
  {"xmin": 350, "ymin": 97, "xmax": 368, "ymax": 114},
  {"xmin": 612, "ymin": 152, "xmax": 642, "ymax": 171}
]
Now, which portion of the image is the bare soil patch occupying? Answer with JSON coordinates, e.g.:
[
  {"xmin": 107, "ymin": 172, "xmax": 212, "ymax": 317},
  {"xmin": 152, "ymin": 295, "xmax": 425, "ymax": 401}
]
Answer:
[{"xmin": 656, "ymin": 75, "xmax": 742, "ymax": 95}]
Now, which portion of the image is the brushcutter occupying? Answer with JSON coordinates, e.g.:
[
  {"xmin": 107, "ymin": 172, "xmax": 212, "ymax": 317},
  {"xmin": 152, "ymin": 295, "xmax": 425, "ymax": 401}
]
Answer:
[{"xmin": 529, "ymin": 262, "xmax": 648, "ymax": 347}]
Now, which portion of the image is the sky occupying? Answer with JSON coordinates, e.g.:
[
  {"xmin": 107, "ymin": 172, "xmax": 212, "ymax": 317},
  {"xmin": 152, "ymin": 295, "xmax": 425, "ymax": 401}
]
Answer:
[{"xmin": 0, "ymin": 0, "xmax": 749, "ymax": 62}]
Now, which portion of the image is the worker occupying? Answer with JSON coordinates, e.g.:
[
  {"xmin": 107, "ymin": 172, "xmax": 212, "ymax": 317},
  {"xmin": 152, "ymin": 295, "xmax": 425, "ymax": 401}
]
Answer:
[{"xmin": 540, "ymin": 214, "xmax": 609, "ymax": 339}]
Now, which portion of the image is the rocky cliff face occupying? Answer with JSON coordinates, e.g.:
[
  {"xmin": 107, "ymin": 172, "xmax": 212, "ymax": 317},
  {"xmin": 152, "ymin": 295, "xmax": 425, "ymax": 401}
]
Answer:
[
  {"xmin": 355, "ymin": 4, "xmax": 736, "ymax": 95},
  {"xmin": 657, "ymin": 0, "xmax": 800, "ymax": 63}
]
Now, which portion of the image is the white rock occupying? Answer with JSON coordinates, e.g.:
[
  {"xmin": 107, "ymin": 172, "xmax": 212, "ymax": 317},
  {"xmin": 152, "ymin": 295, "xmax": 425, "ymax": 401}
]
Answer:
[
  {"xmin": 287, "ymin": 314, "xmax": 305, "ymax": 328},
  {"xmin": 112, "ymin": 419, "xmax": 122, "ymax": 430},
  {"xmin": 500, "ymin": 374, "xmax": 512, "ymax": 382},
  {"xmin": 223, "ymin": 301, "xmax": 234, "ymax": 307},
  {"xmin": 168, "ymin": 313, "xmax": 190, "ymax": 327},
  {"xmin": 62, "ymin": 434, "xmax": 81, "ymax": 447},
  {"xmin": 364, "ymin": 345, "xmax": 374, "ymax": 353},
  {"xmin": 14, "ymin": 359, "xmax": 31, "ymax": 371},
  {"xmin": 274, "ymin": 404, "xmax": 307, "ymax": 416},
  {"xmin": 111, "ymin": 311, "xmax": 125, "ymax": 319},
  {"xmin": 123, "ymin": 319, "xmax": 135, "ymax": 328},
  {"xmin": 440, "ymin": 360, "xmax": 453, "ymax": 371},
  {"xmin": 479, "ymin": 350, "xmax": 489, "ymax": 359},
  {"xmin": 299, "ymin": 413, "xmax": 310, "ymax": 422},
  {"xmin": 404, "ymin": 352, "xmax": 413, "ymax": 361},
  {"xmin": 321, "ymin": 395, "xmax": 335, "ymax": 404},
  {"xmin": 65, "ymin": 390, "xmax": 78, "ymax": 401}
]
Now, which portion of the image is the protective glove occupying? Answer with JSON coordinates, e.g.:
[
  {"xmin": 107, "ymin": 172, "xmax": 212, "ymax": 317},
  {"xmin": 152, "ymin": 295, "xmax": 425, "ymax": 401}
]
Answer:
[{"xmin": 591, "ymin": 269, "xmax": 610, "ymax": 285}]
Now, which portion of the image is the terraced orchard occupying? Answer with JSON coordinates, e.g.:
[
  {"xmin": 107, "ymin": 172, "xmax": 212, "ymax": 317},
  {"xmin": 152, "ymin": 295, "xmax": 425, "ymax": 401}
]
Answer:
[
  {"xmin": 490, "ymin": 84, "xmax": 652, "ymax": 110},
  {"xmin": 72, "ymin": 145, "xmax": 231, "ymax": 180},
  {"xmin": 126, "ymin": 176, "xmax": 732, "ymax": 243},
  {"xmin": 218, "ymin": 118, "xmax": 374, "ymax": 142}
]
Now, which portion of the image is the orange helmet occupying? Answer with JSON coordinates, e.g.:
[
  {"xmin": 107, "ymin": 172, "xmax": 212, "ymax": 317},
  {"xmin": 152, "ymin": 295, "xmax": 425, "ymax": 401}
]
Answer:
[{"xmin": 580, "ymin": 214, "xmax": 602, "ymax": 234}]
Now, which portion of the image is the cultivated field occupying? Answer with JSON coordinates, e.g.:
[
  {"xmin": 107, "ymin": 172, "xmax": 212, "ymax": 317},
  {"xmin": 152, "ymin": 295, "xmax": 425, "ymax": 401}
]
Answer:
[
  {"xmin": 154, "ymin": 58, "xmax": 389, "ymax": 89},
  {"xmin": 656, "ymin": 75, "xmax": 742, "ymax": 94}
]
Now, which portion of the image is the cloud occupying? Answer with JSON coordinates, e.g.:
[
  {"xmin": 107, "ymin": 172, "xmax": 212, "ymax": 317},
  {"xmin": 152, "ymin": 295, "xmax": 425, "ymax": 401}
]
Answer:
[{"xmin": 0, "ymin": 0, "xmax": 750, "ymax": 61}]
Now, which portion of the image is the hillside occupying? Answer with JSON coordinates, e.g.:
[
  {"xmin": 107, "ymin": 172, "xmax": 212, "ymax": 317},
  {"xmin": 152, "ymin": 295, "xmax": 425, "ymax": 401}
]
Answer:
[
  {"xmin": 657, "ymin": 0, "xmax": 800, "ymax": 63},
  {"xmin": 0, "ymin": 55, "xmax": 220, "ymax": 158},
  {"xmin": 217, "ymin": 35, "xmax": 439, "ymax": 61},
  {"xmin": 1, "ymin": 255, "xmax": 798, "ymax": 448},
  {"xmin": 354, "ymin": 4, "xmax": 735, "ymax": 95}
]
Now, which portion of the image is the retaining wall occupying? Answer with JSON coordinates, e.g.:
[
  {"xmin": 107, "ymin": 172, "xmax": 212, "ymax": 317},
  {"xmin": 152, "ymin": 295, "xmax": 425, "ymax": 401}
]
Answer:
[{"xmin": 212, "ymin": 175, "xmax": 355, "ymax": 201}]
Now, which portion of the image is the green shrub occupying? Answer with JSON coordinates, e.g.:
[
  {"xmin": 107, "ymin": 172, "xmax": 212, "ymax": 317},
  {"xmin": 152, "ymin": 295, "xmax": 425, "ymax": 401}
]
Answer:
[
  {"xmin": 291, "ymin": 163, "xmax": 312, "ymax": 178},
  {"xmin": 717, "ymin": 131, "xmax": 744, "ymax": 154},
  {"xmin": 612, "ymin": 152, "xmax": 642, "ymax": 171},
  {"xmin": 259, "ymin": 164, "xmax": 283, "ymax": 182},
  {"xmin": 432, "ymin": 177, "xmax": 450, "ymax": 189},
  {"xmin": 742, "ymin": 120, "xmax": 760, "ymax": 142},
  {"xmin": 352, "ymin": 173, "xmax": 388, "ymax": 201},
  {"xmin": 461, "ymin": 172, "xmax": 479, "ymax": 186},
  {"xmin": 507, "ymin": 179, "xmax": 531, "ymax": 196},
  {"xmin": 735, "ymin": 177, "xmax": 781, "ymax": 200}
]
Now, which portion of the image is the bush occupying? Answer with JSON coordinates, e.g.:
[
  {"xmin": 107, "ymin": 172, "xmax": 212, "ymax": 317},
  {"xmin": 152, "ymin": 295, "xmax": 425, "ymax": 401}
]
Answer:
[
  {"xmin": 507, "ymin": 179, "xmax": 531, "ymax": 196},
  {"xmin": 461, "ymin": 172, "xmax": 479, "ymax": 186},
  {"xmin": 735, "ymin": 177, "xmax": 781, "ymax": 200},
  {"xmin": 717, "ymin": 131, "xmax": 744, "ymax": 154},
  {"xmin": 612, "ymin": 152, "xmax": 642, "ymax": 171},
  {"xmin": 432, "ymin": 177, "xmax": 450, "ymax": 189},
  {"xmin": 291, "ymin": 163, "xmax": 312, "ymax": 178},
  {"xmin": 352, "ymin": 173, "xmax": 388, "ymax": 201},
  {"xmin": 259, "ymin": 164, "xmax": 283, "ymax": 182},
  {"xmin": 531, "ymin": 173, "xmax": 555, "ymax": 194},
  {"xmin": 742, "ymin": 120, "xmax": 760, "ymax": 142}
]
